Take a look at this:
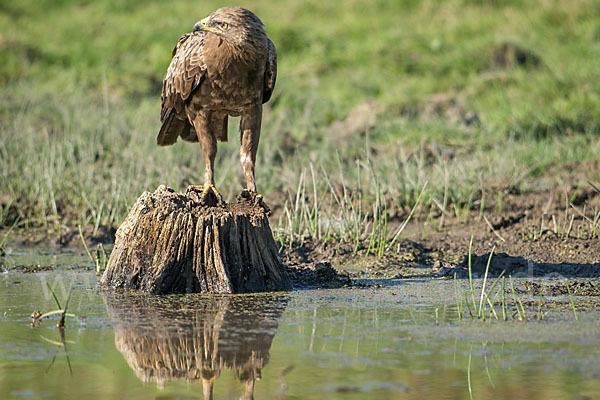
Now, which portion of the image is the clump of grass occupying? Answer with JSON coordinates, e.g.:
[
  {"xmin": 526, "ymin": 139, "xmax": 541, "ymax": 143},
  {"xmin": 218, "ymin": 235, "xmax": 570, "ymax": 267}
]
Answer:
[
  {"xmin": 451, "ymin": 238, "xmax": 579, "ymax": 323},
  {"xmin": 456, "ymin": 269, "xmax": 581, "ymax": 323},
  {"xmin": 78, "ymin": 225, "xmax": 108, "ymax": 273},
  {"xmin": 31, "ymin": 284, "xmax": 78, "ymax": 375},
  {"xmin": 37, "ymin": 286, "xmax": 76, "ymax": 375},
  {"xmin": 455, "ymin": 238, "xmax": 506, "ymax": 321},
  {"xmin": 277, "ymin": 155, "xmax": 428, "ymax": 255},
  {"xmin": 365, "ymin": 157, "xmax": 388, "ymax": 257},
  {"xmin": 31, "ymin": 283, "xmax": 75, "ymax": 329}
]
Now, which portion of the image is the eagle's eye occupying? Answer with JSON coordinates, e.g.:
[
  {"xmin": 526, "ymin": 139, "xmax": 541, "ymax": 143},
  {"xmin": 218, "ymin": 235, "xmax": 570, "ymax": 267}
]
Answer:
[{"xmin": 218, "ymin": 22, "xmax": 229, "ymax": 30}]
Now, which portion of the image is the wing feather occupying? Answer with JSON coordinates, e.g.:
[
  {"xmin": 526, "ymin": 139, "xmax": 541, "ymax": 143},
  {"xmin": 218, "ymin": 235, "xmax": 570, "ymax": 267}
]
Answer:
[
  {"xmin": 160, "ymin": 33, "xmax": 207, "ymax": 123},
  {"xmin": 262, "ymin": 38, "xmax": 277, "ymax": 104}
]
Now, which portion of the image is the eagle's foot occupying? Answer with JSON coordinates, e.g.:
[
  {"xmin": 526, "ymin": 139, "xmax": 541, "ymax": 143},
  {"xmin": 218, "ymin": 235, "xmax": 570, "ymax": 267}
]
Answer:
[
  {"xmin": 186, "ymin": 184, "xmax": 225, "ymax": 207},
  {"xmin": 238, "ymin": 189, "xmax": 271, "ymax": 215}
]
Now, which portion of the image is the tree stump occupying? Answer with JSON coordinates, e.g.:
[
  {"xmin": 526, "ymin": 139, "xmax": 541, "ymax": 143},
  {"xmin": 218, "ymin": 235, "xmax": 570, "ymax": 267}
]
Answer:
[{"xmin": 100, "ymin": 185, "xmax": 292, "ymax": 294}]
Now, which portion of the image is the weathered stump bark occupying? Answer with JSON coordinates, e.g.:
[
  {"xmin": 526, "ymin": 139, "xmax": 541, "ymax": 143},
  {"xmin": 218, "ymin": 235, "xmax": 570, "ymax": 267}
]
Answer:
[{"xmin": 100, "ymin": 185, "xmax": 292, "ymax": 294}]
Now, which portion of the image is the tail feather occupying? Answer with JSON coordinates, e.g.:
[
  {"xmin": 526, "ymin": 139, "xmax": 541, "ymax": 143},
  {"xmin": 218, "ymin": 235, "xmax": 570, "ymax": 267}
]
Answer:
[
  {"xmin": 216, "ymin": 116, "xmax": 228, "ymax": 142},
  {"xmin": 157, "ymin": 111, "xmax": 188, "ymax": 146}
]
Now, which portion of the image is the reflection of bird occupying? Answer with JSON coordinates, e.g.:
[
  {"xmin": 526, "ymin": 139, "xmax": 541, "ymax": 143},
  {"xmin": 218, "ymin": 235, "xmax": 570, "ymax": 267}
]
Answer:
[{"xmin": 158, "ymin": 7, "xmax": 277, "ymax": 204}]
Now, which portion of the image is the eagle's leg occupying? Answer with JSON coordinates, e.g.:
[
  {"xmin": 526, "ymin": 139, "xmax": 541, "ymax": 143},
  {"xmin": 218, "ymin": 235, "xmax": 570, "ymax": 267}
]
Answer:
[
  {"xmin": 240, "ymin": 105, "xmax": 261, "ymax": 193},
  {"xmin": 238, "ymin": 105, "xmax": 268, "ymax": 212},
  {"xmin": 239, "ymin": 132, "xmax": 258, "ymax": 195},
  {"xmin": 192, "ymin": 115, "xmax": 224, "ymax": 206}
]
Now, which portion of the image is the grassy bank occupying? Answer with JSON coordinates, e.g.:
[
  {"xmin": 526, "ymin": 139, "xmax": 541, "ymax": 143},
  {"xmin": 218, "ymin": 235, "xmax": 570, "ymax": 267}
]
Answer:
[{"xmin": 1, "ymin": 0, "xmax": 599, "ymax": 242}]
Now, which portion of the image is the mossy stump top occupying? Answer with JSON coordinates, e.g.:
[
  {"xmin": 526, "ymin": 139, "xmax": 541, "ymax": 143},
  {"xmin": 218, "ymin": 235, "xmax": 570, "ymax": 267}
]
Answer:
[{"xmin": 100, "ymin": 185, "xmax": 292, "ymax": 294}]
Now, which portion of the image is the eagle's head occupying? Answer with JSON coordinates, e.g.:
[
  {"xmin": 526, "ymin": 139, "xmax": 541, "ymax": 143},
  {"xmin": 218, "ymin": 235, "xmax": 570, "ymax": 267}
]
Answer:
[{"xmin": 193, "ymin": 7, "xmax": 266, "ymax": 50}]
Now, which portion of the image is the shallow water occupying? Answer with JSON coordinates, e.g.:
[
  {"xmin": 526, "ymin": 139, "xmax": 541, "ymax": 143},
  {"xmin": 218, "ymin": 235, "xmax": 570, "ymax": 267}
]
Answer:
[{"xmin": 1, "ymin": 249, "xmax": 599, "ymax": 399}]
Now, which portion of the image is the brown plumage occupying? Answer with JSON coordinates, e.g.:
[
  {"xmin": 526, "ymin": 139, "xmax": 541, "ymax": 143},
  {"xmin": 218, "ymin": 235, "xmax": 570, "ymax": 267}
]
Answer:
[{"xmin": 158, "ymin": 7, "xmax": 277, "ymax": 199}]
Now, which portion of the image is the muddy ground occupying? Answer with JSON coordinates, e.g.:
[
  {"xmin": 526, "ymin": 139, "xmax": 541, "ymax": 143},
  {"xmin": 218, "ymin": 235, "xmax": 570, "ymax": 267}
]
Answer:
[
  {"xmin": 2, "ymin": 182, "xmax": 599, "ymax": 293},
  {"xmin": 281, "ymin": 181, "xmax": 600, "ymax": 290}
]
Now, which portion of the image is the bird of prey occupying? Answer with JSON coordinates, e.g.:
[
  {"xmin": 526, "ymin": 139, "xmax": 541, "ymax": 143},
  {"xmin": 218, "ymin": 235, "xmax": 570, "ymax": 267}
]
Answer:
[{"xmin": 157, "ymin": 6, "xmax": 277, "ymax": 205}]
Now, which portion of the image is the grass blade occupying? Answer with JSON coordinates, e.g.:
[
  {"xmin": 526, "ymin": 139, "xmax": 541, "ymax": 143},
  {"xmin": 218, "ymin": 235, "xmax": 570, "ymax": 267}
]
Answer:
[
  {"xmin": 501, "ymin": 276, "xmax": 507, "ymax": 321},
  {"xmin": 565, "ymin": 279, "xmax": 578, "ymax": 322},
  {"xmin": 46, "ymin": 283, "xmax": 62, "ymax": 309},
  {"xmin": 537, "ymin": 289, "xmax": 543, "ymax": 321},
  {"xmin": 63, "ymin": 287, "xmax": 73, "ymax": 313},
  {"xmin": 39, "ymin": 310, "xmax": 77, "ymax": 319},
  {"xmin": 78, "ymin": 225, "xmax": 94, "ymax": 263},
  {"xmin": 454, "ymin": 272, "xmax": 462, "ymax": 320},
  {"xmin": 509, "ymin": 275, "xmax": 526, "ymax": 321},
  {"xmin": 478, "ymin": 246, "xmax": 496, "ymax": 317},
  {"xmin": 467, "ymin": 235, "xmax": 478, "ymax": 315}
]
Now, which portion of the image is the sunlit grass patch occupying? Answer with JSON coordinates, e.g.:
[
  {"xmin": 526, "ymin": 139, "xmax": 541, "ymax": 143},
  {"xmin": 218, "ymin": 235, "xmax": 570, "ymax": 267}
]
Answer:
[{"xmin": 1, "ymin": 0, "xmax": 599, "ymax": 234}]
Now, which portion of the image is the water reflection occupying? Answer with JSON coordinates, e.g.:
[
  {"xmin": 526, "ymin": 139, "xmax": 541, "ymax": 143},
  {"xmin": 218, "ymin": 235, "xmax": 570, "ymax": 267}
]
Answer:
[{"xmin": 102, "ymin": 291, "xmax": 288, "ymax": 399}]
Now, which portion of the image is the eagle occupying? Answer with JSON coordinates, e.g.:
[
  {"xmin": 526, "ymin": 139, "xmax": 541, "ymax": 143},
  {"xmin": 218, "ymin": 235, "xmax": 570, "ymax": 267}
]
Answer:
[{"xmin": 157, "ymin": 7, "xmax": 277, "ymax": 205}]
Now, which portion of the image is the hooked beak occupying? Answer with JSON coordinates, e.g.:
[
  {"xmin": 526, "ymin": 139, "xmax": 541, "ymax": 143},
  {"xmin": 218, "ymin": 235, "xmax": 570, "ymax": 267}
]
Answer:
[{"xmin": 193, "ymin": 17, "xmax": 220, "ymax": 34}]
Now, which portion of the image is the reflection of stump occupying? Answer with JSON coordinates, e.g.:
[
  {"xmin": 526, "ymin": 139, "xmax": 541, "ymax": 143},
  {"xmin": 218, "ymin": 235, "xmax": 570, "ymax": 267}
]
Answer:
[
  {"xmin": 102, "ymin": 290, "xmax": 288, "ymax": 396},
  {"xmin": 100, "ymin": 185, "xmax": 292, "ymax": 294}
]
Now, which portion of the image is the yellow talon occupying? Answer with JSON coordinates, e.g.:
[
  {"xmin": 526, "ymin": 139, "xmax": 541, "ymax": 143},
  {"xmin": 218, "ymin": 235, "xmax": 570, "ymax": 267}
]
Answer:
[
  {"xmin": 238, "ymin": 189, "xmax": 270, "ymax": 214},
  {"xmin": 186, "ymin": 184, "xmax": 224, "ymax": 206},
  {"xmin": 203, "ymin": 184, "xmax": 221, "ymax": 198}
]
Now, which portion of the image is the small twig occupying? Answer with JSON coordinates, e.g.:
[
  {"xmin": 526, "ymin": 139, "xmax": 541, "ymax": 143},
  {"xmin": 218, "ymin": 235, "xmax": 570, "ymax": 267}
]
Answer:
[
  {"xmin": 565, "ymin": 215, "xmax": 575, "ymax": 239},
  {"xmin": 387, "ymin": 181, "xmax": 428, "ymax": 251},
  {"xmin": 483, "ymin": 215, "xmax": 506, "ymax": 242}
]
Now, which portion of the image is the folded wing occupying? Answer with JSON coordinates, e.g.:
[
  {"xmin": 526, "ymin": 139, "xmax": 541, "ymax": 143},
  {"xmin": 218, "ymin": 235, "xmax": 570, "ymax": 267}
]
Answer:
[{"xmin": 158, "ymin": 33, "xmax": 207, "ymax": 146}]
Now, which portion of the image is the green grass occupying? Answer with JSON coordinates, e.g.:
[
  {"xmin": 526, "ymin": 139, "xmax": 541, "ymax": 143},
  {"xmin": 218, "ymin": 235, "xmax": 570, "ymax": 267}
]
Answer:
[
  {"xmin": 1, "ymin": 0, "xmax": 600, "ymax": 239},
  {"xmin": 78, "ymin": 225, "xmax": 108, "ymax": 273},
  {"xmin": 452, "ymin": 239, "xmax": 582, "ymax": 323},
  {"xmin": 35, "ymin": 283, "xmax": 76, "ymax": 329},
  {"xmin": 454, "ymin": 239, "xmax": 509, "ymax": 321}
]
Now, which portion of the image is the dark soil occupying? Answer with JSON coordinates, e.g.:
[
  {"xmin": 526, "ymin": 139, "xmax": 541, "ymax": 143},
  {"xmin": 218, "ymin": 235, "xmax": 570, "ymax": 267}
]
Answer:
[
  {"xmin": 418, "ymin": 182, "xmax": 600, "ymax": 279},
  {"xmin": 279, "ymin": 181, "xmax": 600, "ymax": 286}
]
